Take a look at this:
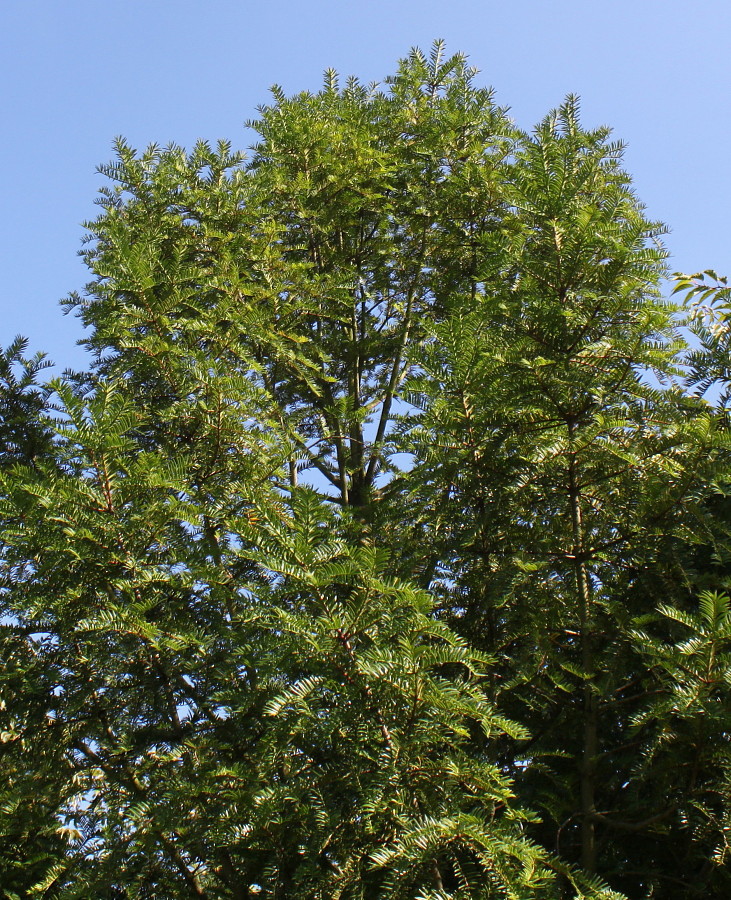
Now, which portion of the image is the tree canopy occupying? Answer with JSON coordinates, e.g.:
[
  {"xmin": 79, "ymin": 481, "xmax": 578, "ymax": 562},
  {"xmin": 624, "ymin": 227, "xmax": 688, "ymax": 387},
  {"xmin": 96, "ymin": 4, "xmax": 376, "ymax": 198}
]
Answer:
[{"xmin": 2, "ymin": 42, "xmax": 731, "ymax": 900}]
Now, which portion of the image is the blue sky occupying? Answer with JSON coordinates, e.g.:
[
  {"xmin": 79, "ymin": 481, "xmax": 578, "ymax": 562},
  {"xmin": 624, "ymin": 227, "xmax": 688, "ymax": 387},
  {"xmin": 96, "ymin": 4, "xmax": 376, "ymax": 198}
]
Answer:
[{"xmin": 3, "ymin": 0, "xmax": 729, "ymax": 370}]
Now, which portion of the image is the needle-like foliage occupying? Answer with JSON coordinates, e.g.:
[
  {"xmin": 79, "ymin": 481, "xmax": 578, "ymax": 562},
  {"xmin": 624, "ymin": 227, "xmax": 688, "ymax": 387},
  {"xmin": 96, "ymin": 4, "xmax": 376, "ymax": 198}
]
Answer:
[{"xmin": 1, "ymin": 42, "xmax": 729, "ymax": 900}]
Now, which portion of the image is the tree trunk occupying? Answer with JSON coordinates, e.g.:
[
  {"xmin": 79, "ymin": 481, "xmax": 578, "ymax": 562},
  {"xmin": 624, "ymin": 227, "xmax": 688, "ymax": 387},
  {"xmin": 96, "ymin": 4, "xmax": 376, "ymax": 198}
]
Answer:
[{"xmin": 568, "ymin": 428, "xmax": 597, "ymax": 874}]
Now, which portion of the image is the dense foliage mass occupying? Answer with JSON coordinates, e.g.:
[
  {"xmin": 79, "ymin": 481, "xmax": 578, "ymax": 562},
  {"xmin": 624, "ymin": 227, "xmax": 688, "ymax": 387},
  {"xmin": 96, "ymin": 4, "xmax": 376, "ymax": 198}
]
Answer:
[{"xmin": 2, "ymin": 43, "xmax": 731, "ymax": 899}]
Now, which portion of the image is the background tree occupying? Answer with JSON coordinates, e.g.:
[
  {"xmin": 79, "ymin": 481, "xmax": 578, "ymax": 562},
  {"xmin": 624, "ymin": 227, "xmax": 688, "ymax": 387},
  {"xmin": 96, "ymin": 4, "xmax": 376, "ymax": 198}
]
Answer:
[
  {"xmin": 0, "ymin": 340, "xmax": 71, "ymax": 899},
  {"xmin": 398, "ymin": 99, "xmax": 724, "ymax": 894}
]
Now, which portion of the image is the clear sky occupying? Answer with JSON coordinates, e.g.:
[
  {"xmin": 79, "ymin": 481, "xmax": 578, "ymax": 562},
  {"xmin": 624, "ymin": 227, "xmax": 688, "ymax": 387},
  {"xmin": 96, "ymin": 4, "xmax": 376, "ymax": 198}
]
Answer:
[{"xmin": 3, "ymin": 0, "xmax": 729, "ymax": 370}]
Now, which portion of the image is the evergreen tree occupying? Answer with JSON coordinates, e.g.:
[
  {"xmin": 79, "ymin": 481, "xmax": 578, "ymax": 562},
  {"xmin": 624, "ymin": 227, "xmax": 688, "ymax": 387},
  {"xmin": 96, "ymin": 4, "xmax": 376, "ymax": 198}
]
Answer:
[
  {"xmin": 398, "ymin": 99, "xmax": 724, "ymax": 893},
  {"xmin": 1, "ymin": 42, "xmax": 729, "ymax": 900},
  {"xmin": 0, "ymin": 341, "xmax": 70, "ymax": 899}
]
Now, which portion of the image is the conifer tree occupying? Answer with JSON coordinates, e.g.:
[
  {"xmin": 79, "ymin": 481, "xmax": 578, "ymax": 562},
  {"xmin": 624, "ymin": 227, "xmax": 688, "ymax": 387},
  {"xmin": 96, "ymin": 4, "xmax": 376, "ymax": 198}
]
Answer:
[
  {"xmin": 1, "ymin": 47, "xmax": 608, "ymax": 899},
  {"xmin": 1, "ymin": 42, "xmax": 729, "ymax": 900},
  {"xmin": 0, "ymin": 341, "xmax": 70, "ymax": 898},
  {"xmin": 399, "ymin": 99, "xmax": 724, "ymax": 892}
]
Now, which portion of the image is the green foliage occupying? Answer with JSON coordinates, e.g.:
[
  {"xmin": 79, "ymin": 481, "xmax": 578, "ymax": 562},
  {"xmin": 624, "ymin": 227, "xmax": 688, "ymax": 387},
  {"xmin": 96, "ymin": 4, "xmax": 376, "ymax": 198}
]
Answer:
[
  {"xmin": 624, "ymin": 592, "xmax": 731, "ymax": 895},
  {"xmin": 673, "ymin": 270, "xmax": 731, "ymax": 409},
  {"xmin": 2, "ymin": 41, "xmax": 730, "ymax": 900},
  {"xmin": 394, "ymin": 95, "xmax": 725, "ymax": 892},
  {"xmin": 0, "ymin": 337, "xmax": 53, "ymax": 467},
  {"xmin": 0, "ymin": 381, "xmax": 559, "ymax": 898}
]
